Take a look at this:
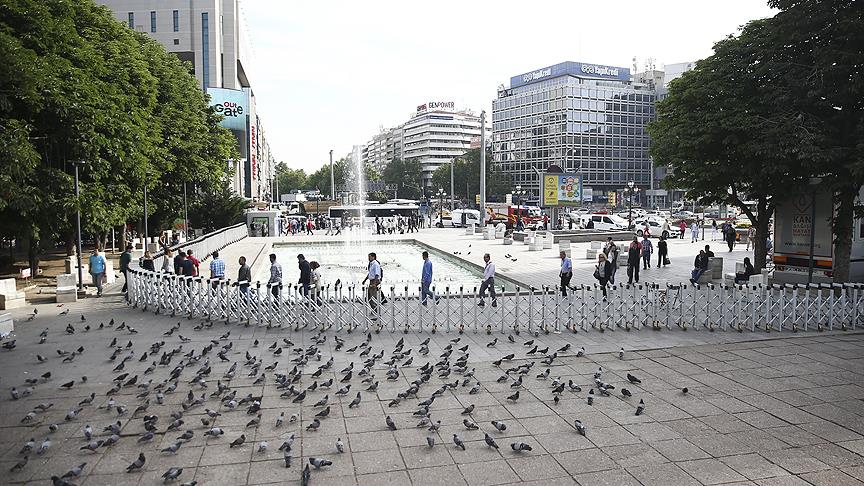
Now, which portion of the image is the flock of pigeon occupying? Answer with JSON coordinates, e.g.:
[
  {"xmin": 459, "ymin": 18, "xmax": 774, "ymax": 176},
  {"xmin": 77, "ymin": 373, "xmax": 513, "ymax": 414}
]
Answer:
[{"xmin": 1, "ymin": 306, "xmax": 682, "ymax": 485}]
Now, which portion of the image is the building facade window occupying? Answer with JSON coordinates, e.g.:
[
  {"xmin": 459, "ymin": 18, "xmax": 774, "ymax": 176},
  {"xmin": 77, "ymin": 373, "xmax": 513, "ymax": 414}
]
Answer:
[
  {"xmin": 127, "ymin": 12, "xmax": 134, "ymax": 29},
  {"xmin": 172, "ymin": 10, "xmax": 179, "ymax": 32},
  {"xmin": 150, "ymin": 11, "xmax": 156, "ymax": 32},
  {"xmin": 201, "ymin": 12, "xmax": 210, "ymax": 88}
]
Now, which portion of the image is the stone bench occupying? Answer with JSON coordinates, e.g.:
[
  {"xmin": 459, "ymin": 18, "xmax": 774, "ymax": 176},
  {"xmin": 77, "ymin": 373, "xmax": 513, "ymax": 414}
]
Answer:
[
  {"xmin": 590, "ymin": 241, "xmax": 603, "ymax": 250},
  {"xmin": 0, "ymin": 278, "xmax": 25, "ymax": 310},
  {"xmin": 0, "ymin": 313, "xmax": 12, "ymax": 337},
  {"xmin": 529, "ymin": 237, "xmax": 543, "ymax": 251},
  {"xmin": 697, "ymin": 270, "xmax": 713, "ymax": 284},
  {"xmin": 523, "ymin": 230, "xmax": 534, "ymax": 245},
  {"xmin": 542, "ymin": 233, "xmax": 553, "ymax": 249},
  {"xmin": 503, "ymin": 237, "xmax": 513, "ymax": 246},
  {"xmin": 559, "ymin": 240, "xmax": 571, "ymax": 258},
  {"xmin": 586, "ymin": 248, "xmax": 598, "ymax": 259},
  {"xmin": 709, "ymin": 257, "xmax": 724, "ymax": 279},
  {"xmin": 465, "ymin": 224, "xmax": 475, "ymax": 236},
  {"xmin": 56, "ymin": 273, "xmax": 78, "ymax": 303}
]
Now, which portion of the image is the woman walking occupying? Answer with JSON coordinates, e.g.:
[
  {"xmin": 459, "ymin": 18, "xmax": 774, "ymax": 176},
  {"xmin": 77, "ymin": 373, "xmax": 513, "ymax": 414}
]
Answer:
[{"xmin": 593, "ymin": 253, "xmax": 612, "ymax": 299}]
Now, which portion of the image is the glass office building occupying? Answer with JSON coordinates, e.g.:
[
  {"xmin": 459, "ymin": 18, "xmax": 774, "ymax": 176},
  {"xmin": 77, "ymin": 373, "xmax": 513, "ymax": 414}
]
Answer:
[{"xmin": 492, "ymin": 61, "xmax": 657, "ymax": 204}]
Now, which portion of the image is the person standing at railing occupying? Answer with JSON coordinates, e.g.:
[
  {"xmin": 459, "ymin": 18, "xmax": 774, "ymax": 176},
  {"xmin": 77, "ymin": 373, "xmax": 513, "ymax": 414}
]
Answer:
[
  {"xmin": 174, "ymin": 248, "xmax": 185, "ymax": 274},
  {"xmin": 237, "ymin": 256, "xmax": 251, "ymax": 296},
  {"xmin": 310, "ymin": 261, "xmax": 322, "ymax": 305},
  {"xmin": 362, "ymin": 252, "xmax": 382, "ymax": 320},
  {"xmin": 477, "ymin": 253, "xmax": 497, "ymax": 308},
  {"xmin": 141, "ymin": 251, "xmax": 155, "ymax": 272},
  {"xmin": 604, "ymin": 237, "xmax": 619, "ymax": 285},
  {"xmin": 559, "ymin": 251, "xmax": 573, "ymax": 296},
  {"xmin": 186, "ymin": 249, "xmax": 200, "ymax": 277},
  {"xmin": 298, "ymin": 254, "xmax": 311, "ymax": 299},
  {"xmin": 210, "ymin": 251, "xmax": 225, "ymax": 289},
  {"xmin": 268, "ymin": 253, "xmax": 282, "ymax": 300},
  {"xmin": 420, "ymin": 251, "xmax": 438, "ymax": 305},
  {"xmin": 120, "ymin": 244, "xmax": 133, "ymax": 294},
  {"xmin": 162, "ymin": 249, "xmax": 173, "ymax": 273},
  {"xmin": 593, "ymin": 252, "xmax": 611, "ymax": 299}
]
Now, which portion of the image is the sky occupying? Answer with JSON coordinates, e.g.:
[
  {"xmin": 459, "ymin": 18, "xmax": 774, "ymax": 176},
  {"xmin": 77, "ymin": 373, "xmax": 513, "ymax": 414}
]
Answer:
[{"xmin": 241, "ymin": 0, "xmax": 777, "ymax": 173}]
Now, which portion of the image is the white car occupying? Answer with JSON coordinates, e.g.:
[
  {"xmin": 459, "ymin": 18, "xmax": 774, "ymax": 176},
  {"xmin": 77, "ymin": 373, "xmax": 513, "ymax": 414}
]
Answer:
[{"xmin": 633, "ymin": 218, "xmax": 680, "ymax": 238}]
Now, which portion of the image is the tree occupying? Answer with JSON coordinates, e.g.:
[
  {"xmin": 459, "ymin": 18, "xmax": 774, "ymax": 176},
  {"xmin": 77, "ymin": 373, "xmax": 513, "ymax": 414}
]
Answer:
[
  {"xmin": 431, "ymin": 149, "xmax": 510, "ymax": 203},
  {"xmin": 306, "ymin": 157, "xmax": 348, "ymax": 199},
  {"xmin": 188, "ymin": 186, "xmax": 248, "ymax": 233},
  {"xmin": 382, "ymin": 158, "xmax": 422, "ymax": 200},
  {"xmin": 274, "ymin": 162, "xmax": 308, "ymax": 196}
]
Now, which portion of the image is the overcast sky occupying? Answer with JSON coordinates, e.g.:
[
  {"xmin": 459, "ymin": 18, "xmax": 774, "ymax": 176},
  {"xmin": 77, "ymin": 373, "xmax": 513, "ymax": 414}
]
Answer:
[{"xmin": 241, "ymin": 0, "xmax": 776, "ymax": 173}]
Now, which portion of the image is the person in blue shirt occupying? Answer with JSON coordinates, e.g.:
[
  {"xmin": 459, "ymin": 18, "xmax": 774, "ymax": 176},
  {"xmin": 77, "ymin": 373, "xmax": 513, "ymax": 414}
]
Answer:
[
  {"xmin": 420, "ymin": 251, "xmax": 439, "ymax": 305},
  {"xmin": 559, "ymin": 250, "xmax": 573, "ymax": 296},
  {"xmin": 88, "ymin": 248, "xmax": 106, "ymax": 297}
]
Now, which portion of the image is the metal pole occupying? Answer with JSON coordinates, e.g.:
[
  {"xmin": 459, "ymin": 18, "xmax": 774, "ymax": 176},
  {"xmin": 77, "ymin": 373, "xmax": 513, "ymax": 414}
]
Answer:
[
  {"xmin": 480, "ymin": 111, "xmax": 486, "ymax": 227},
  {"xmin": 143, "ymin": 183, "xmax": 149, "ymax": 243},
  {"xmin": 183, "ymin": 182, "xmax": 189, "ymax": 237},
  {"xmin": 329, "ymin": 150, "xmax": 335, "ymax": 200},
  {"xmin": 450, "ymin": 161, "xmax": 454, "ymax": 212},
  {"xmin": 74, "ymin": 162, "xmax": 84, "ymax": 291},
  {"xmin": 807, "ymin": 190, "xmax": 817, "ymax": 284}
]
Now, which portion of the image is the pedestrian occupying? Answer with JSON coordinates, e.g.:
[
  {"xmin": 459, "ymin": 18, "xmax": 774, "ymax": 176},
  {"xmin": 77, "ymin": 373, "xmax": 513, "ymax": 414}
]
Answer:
[
  {"xmin": 593, "ymin": 252, "xmax": 612, "ymax": 299},
  {"xmin": 297, "ymin": 254, "xmax": 311, "ymax": 299},
  {"xmin": 734, "ymin": 257, "xmax": 756, "ymax": 284},
  {"xmin": 661, "ymin": 220, "xmax": 671, "ymax": 239},
  {"xmin": 268, "ymin": 253, "xmax": 282, "ymax": 300},
  {"xmin": 746, "ymin": 226, "xmax": 756, "ymax": 251},
  {"xmin": 420, "ymin": 251, "xmax": 438, "ymax": 305},
  {"xmin": 711, "ymin": 220, "xmax": 718, "ymax": 241},
  {"xmin": 657, "ymin": 235, "xmax": 669, "ymax": 267},
  {"xmin": 679, "ymin": 220, "xmax": 687, "ymax": 239},
  {"xmin": 186, "ymin": 249, "xmax": 200, "ymax": 277},
  {"xmin": 173, "ymin": 248, "xmax": 185, "ymax": 274},
  {"xmin": 559, "ymin": 250, "xmax": 573, "ymax": 296},
  {"xmin": 120, "ymin": 244, "xmax": 133, "ymax": 294},
  {"xmin": 89, "ymin": 247, "xmax": 106, "ymax": 297},
  {"xmin": 641, "ymin": 235, "xmax": 653, "ymax": 270},
  {"xmin": 362, "ymin": 252, "xmax": 382, "ymax": 319},
  {"xmin": 478, "ymin": 253, "xmax": 497, "ymax": 307},
  {"xmin": 181, "ymin": 250, "xmax": 196, "ymax": 279},
  {"xmin": 310, "ymin": 261, "xmax": 322, "ymax": 305},
  {"xmin": 725, "ymin": 224, "xmax": 737, "ymax": 252},
  {"xmin": 604, "ymin": 237, "xmax": 619, "ymax": 285},
  {"xmin": 141, "ymin": 251, "xmax": 155, "ymax": 272},
  {"xmin": 209, "ymin": 251, "xmax": 225, "ymax": 288},
  {"xmin": 704, "ymin": 245, "xmax": 715, "ymax": 258},
  {"xmin": 690, "ymin": 220, "xmax": 699, "ymax": 243},
  {"xmin": 690, "ymin": 250, "xmax": 710, "ymax": 284},
  {"xmin": 170, "ymin": 233, "xmax": 181, "ymax": 247},
  {"xmin": 237, "ymin": 256, "xmax": 252, "ymax": 296},
  {"xmin": 162, "ymin": 248, "xmax": 173, "ymax": 273},
  {"xmin": 626, "ymin": 237, "xmax": 641, "ymax": 285},
  {"xmin": 306, "ymin": 219, "xmax": 314, "ymax": 235}
]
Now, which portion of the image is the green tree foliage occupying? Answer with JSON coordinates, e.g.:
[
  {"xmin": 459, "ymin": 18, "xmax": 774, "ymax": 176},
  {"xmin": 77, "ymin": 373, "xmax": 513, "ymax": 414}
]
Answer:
[
  {"xmin": 0, "ymin": 0, "xmax": 236, "ymax": 269},
  {"xmin": 431, "ymin": 148, "xmax": 510, "ymax": 203},
  {"xmin": 274, "ymin": 162, "xmax": 308, "ymax": 196},
  {"xmin": 307, "ymin": 157, "xmax": 348, "ymax": 198},
  {"xmin": 188, "ymin": 187, "xmax": 248, "ymax": 233},
  {"xmin": 382, "ymin": 158, "xmax": 422, "ymax": 200}
]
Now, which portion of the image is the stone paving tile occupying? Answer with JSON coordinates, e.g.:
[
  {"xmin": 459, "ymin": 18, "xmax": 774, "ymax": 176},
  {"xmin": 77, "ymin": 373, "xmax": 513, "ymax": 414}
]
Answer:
[
  {"xmin": 458, "ymin": 459, "xmax": 521, "ymax": 486},
  {"xmin": 357, "ymin": 470, "xmax": 412, "ymax": 486},
  {"xmin": 573, "ymin": 467, "xmax": 642, "ymax": 486},
  {"xmin": 506, "ymin": 453, "xmax": 569, "ymax": 481},
  {"xmin": 626, "ymin": 462, "xmax": 701, "ymax": 486},
  {"xmin": 677, "ymin": 458, "xmax": 748, "ymax": 484},
  {"xmin": 408, "ymin": 464, "xmax": 468, "ymax": 486},
  {"xmin": 719, "ymin": 453, "xmax": 792, "ymax": 481},
  {"xmin": 798, "ymin": 468, "xmax": 864, "ymax": 486}
]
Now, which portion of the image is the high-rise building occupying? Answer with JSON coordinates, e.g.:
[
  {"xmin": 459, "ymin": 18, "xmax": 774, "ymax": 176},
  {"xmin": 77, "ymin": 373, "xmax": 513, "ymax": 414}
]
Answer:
[
  {"xmin": 492, "ymin": 61, "xmax": 657, "ymax": 205},
  {"xmin": 98, "ymin": 0, "xmax": 274, "ymax": 202},
  {"xmin": 362, "ymin": 102, "xmax": 484, "ymax": 190}
]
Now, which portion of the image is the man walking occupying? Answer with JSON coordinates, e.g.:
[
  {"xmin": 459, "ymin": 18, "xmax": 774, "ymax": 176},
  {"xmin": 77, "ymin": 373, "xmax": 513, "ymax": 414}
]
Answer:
[
  {"xmin": 559, "ymin": 250, "xmax": 573, "ymax": 296},
  {"xmin": 627, "ymin": 237, "xmax": 642, "ymax": 285},
  {"xmin": 746, "ymin": 226, "xmax": 756, "ymax": 251},
  {"xmin": 362, "ymin": 252, "xmax": 382, "ymax": 319},
  {"xmin": 478, "ymin": 253, "xmax": 497, "ymax": 307},
  {"xmin": 657, "ymin": 235, "xmax": 669, "ymax": 267},
  {"xmin": 298, "ymin": 254, "xmax": 311, "ymax": 299},
  {"xmin": 641, "ymin": 235, "xmax": 653, "ymax": 270},
  {"xmin": 89, "ymin": 247, "xmax": 106, "ymax": 297},
  {"xmin": 268, "ymin": 253, "xmax": 282, "ymax": 300},
  {"xmin": 604, "ymin": 237, "xmax": 619, "ymax": 285},
  {"xmin": 120, "ymin": 244, "xmax": 133, "ymax": 294},
  {"xmin": 209, "ymin": 251, "xmax": 225, "ymax": 288},
  {"xmin": 725, "ymin": 223, "xmax": 737, "ymax": 252},
  {"xmin": 237, "ymin": 256, "xmax": 251, "ymax": 296},
  {"xmin": 173, "ymin": 247, "xmax": 185, "ymax": 274},
  {"xmin": 420, "ymin": 251, "xmax": 438, "ymax": 305}
]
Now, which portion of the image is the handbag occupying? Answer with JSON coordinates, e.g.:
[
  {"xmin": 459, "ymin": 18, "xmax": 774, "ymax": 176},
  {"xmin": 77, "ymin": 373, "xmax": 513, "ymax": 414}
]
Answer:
[
  {"xmin": 664, "ymin": 257, "xmax": 671, "ymax": 265},
  {"xmin": 593, "ymin": 266, "xmax": 601, "ymax": 280}
]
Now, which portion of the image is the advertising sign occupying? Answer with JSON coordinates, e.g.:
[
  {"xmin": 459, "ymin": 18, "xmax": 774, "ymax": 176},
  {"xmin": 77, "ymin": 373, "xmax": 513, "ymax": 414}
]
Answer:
[
  {"xmin": 207, "ymin": 88, "xmax": 248, "ymax": 131},
  {"xmin": 775, "ymin": 192, "xmax": 833, "ymax": 258},
  {"xmin": 510, "ymin": 61, "xmax": 631, "ymax": 88},
  {"xmin": 541, "ymin": 173, "xmax": 582, "ymax": 207},
  {"xmin": 416, "ymin": 101, "xmax": 455, "ymax": 113}
]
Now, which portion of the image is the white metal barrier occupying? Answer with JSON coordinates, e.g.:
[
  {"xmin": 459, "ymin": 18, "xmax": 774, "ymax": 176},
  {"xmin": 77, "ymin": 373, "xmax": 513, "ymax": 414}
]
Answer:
[
  {"xmin": 126, "ymin": 270, "xmax": 864, "ymax": 335},
  {"xmin": 141, "ymin": 223, "xmax": 248, "ymax": 272}
]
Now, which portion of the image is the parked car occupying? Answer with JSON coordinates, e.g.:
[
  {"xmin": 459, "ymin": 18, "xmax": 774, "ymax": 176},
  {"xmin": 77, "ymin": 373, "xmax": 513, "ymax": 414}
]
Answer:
[
  {"xmin": 579, "ymin": 214, "xmax": 629, "ymax": 231},
  {"xmin": 633, "ymin": 218, "xmax": 680, "ymax": 238}
]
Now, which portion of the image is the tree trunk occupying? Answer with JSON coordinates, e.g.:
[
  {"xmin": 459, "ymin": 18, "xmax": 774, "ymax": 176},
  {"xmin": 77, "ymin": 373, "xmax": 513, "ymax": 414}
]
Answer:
[
  {"xmin": 832, "ymin": 186, "xmax": 855, "ymax": 283},
  {"xmin": 28, "ymin": 236, "xmax": 39, "ymax": 276},
  {"xmin": 64, "ymin": 230, "xmax": 75, "ymax": 257},
  {"xmin": 752, "ymin": 215, "xmax": 771, "ymax": 271}
]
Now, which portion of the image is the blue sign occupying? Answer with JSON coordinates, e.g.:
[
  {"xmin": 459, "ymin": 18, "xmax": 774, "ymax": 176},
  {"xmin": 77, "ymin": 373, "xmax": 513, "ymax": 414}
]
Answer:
[
  {"xmin": 510, "ymin": 61, "xmax": 631, "ymax": 88},
  {"xmin": 207, "ymin": 88, "xmax": 248, "ymax": 132}
]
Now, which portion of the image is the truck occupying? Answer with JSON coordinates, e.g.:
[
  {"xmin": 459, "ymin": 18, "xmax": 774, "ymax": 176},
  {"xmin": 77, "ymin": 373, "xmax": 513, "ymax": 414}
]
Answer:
[{"xmin": 485, "ymin": 204, "xmax": 544, "ymax": 229}]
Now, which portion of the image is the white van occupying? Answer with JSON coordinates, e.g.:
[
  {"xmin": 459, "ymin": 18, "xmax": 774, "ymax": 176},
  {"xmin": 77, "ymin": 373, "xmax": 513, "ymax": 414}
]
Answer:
[
  {"xmin": 579, "ymin": 214, "xmax": 629, "ymax": 231},
  {"xmin": 450, "ymin": 209, "xmax": 481, "ymax": 228}
]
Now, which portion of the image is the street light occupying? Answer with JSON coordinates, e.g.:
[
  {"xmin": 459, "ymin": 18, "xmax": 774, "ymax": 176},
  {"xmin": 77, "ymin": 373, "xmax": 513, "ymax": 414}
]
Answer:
[
  {"xmin": 514, "ymin": 184, "xmax": 527, "ymax": 227},
  {"xmin": 71, "ymin": 160, "xmax": 86, "ymax": 292},
  {"xmin": 624, "ymin": 181, "xmax": 640, "ymax": 228},
  {"xmin": 807, "ymin": 177, "xmax": 823, "ymax": 284},
  {"xmin": 437, "ymin": 188, "xmax": 446, "ymax": 227}
]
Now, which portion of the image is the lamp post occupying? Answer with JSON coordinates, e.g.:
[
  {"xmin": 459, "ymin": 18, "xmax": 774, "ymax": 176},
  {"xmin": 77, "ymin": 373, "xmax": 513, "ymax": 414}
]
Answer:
[
  {"xmin": 183, "ymin": 182, "xmax": 189, "ymax": 238},
  {"xmin": 437, "ymin": 188, "xmax": 446, "ymax": 228},
  {"xmin": 71, "ymin": 160, "xmax": 86, "ymax": 291},
  {"xmin": 625, "ymin": 181, "xmax": 636, "ymax": 228},
  {"xmin": 807, "ymin": 177, "xmax": 823, "ymax": 284},
  {"xmin": 514, "ymin": 185, "xmax": 526, "ymax": 227},
  {"xmin": 450, "ymin": 160, "xmax": 455, "ymax": 213},
  {"xmin": 479, "ymin": 111, "xmax": 486, "ymax": 227},
  {"xmin": 329, "ymin": 150, "xmax": 335, "ymax": 201}
]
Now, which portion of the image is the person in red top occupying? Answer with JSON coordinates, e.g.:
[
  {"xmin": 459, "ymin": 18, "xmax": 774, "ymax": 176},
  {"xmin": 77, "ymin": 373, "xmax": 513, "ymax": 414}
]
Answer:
[
  {"xmin": 678, "ymin": 220, "xmax": 687, "ymax": 239},
  {"xmin": 186, "ymin": 249, "xmax": 200, "ymax": 277}
]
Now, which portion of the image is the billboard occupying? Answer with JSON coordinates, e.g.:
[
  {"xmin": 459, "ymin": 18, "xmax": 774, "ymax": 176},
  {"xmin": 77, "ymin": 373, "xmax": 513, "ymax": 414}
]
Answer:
[
  {"xmin": 207, "ymin": 87, "xmax": 248, "ymax": 132},
  {"xmin": 510, "ymin": 61, "xmax": 631, "ymax": 88},
  {"xmin": 541, "ymin": 173, "xmax": 582, "ymax": 207},
  {"xmin": 774, "ymin": 192, "xmax": 833, "ymax": 258}
]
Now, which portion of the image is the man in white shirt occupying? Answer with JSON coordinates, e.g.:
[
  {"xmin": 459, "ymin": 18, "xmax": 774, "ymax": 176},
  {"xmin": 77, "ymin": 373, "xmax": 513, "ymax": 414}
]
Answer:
[
  {"xmin": 559, "ymin": 251, "xmax": 573, "ymax": 296},
  {"xmin": 362, "ymin": 252, "xmax": 382, "ymax": 319},
  {"xmin": 268, "ymin": 253, "xmax": 282, "ymax": 300},
  {"xmin": 478, "ymin": 253, "xmax": 497, "ymax": 307}
]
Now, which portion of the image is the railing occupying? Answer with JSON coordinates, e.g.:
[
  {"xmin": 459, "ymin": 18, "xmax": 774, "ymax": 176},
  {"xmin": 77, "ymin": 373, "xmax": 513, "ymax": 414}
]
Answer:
[
  {"xmin": 126, "ymin": 269, "xmax": 864, "ymax": 335},
  {"xmin": 142, "ymin": 223, "xmax": 248, "ymax": 271}
]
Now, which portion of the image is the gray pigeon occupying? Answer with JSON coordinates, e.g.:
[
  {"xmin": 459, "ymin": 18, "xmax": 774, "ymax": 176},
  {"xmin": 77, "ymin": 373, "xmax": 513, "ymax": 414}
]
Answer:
[
  {"xmin": 61, "ymin": 462, "xmax": 86, "ymax": 479},
  {"xmin": 162, "ymin": 467, "xmax": 183, "ymax": 482},
  {"xmin": 126, "ymin": 453, "xmax": 145, "ymax": 472},
  {"xmin": 491, "ymin": 420, "xmax": 507, "ymax": 432},
  {"xmin": 574, "ymin": 419, "xmax": 587, "ymax": 436},
  {"xmin": 510, "ymin": 442, "xmax": 532, "ymax": 452},
  {"xmin": 426, "ymin": 436, "xmax": 435, "ymax": 447},
  {"xmin": 336, "ymin": 438, "xmax": 344, "ymax": 453},
  {"xmin": 453, "ymin": 434, "xmax": 466, "ymax": 450},
  {"xmin": 309, "ymin": 457, "xmax": 332, "ymax": 469},
  {"xmin": 385, "ymin": 415, "xmax": 397, "ymax": 430},
  {"xmin": 484, "ymin": 433, "xmax": 499, "ymax": 449}
]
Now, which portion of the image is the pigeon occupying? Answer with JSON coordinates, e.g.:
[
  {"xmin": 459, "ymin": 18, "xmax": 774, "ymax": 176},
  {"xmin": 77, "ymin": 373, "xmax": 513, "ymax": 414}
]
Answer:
[
  {"xmin": 506, "ymin": 390, "xmax": 520, "ymax": 401},
  {"xmin": 229, "ymin": 434, "xmax": 246, "ymax": 448},
  {"xmin": 348, "ymin": 392, "xmax": 362, "ymax": 408},
  {"xmin": 574, "ymin": 419, "xmax": 587, "ymax": 436},
  {"xmin": 80, "ymin": 440, "xmax": 103, "ymax": 452},
  {"xmin": 587, "ymin": 389, "xmax": 594, "ymax": 405},
  {"xmin": 314, "ymin": 406, "xmax": 331, "ymax": 418},
  {"xmin": 618, "ymin": 347, "xmax": 625, "ymax": 359},
  {"xmin": 258, "ymin": 441, "xmax": 268, "ymax": 453},
  {"xmin": 161, "ymin": 441, "xmax": 183, "ymax": 454},
  {"xmin": 491, "ymin": 420, "xmax": 507, "ymax": 432},
  {"xmin": 461, "ymin": 404, "xmax": 474, "ymax": 415},
  {"xmin": 635, "ymin": 399, "xmax": 645, "ymax": 416},
  {"xmin": 621, "ymin": 388, "xmax": 632, "ymax": 397},
  {"xmin": 37, "ymin": 438, "xmax": 51, "ymax": 455},
  {"xmin": 385, "ymin": 415, "xmax": 397, "ymax": 430},
  {"xmin": 302, "ymin": 464, "xmax": 311, "ymax": 485},
  {"xmin": 484, "ymin": 433, "xmax": 499, "ymax": 449},
  {"xmin": 138, "ymin": 432, "xmax": 155, "ymax": 443},
  {"xmin": 283, "ymin": 450, "xmax": 292, "ymax": 468},
  {"xmin": 626, "ymin": 373, "xmax": 641, "ymax": 384},
  {"xmin": 469, "ymin": 383, "xmax": 481, "ymax": 394},
  {"xmin": 306, "ymin": 419, "xmax": 321, "ymax": 431},
  {"xmin": 61, "ymin": 462, "xmax": 87, "ymax": 479},
  {"xmin": 204, "ymin": 427, "xmax": 224, "ymax": 437},
  {"xmin": 162, "ymin": 467, "xmax": 183, "ymax": 482},
  {"xmin": 309, "ymin": 457, "xmax": 332, "ymax": 469},
  {"xmin": 463, "ymin": 419, "xmax": 479, "ymax": 430},
  {"xmin": 275, "ymin": 411, "xmax": 285, "ymax": 427},
  {"xmin": 486, "ymin": 338, "xmax": 497, "ymax": 347},
  {"xmin": 453, "ymin": 434, "xmax": 466, "ymax": 450},
  {"xmin": 576, "ymin": 346, "xmax": 585, "ymax": 357},
  {"xmin": 510, "ymin": 442, "xmax": 532, "ymax": 452},
  {"xmin": 336, "ymin": 438, "xmax": 344, "ymax": 453},
  {"xmin": 426, "ymin": 436, "xmax": 435, "ymax": 447}
]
